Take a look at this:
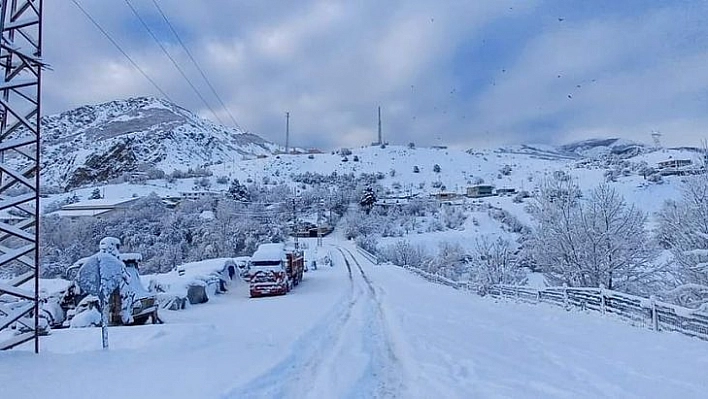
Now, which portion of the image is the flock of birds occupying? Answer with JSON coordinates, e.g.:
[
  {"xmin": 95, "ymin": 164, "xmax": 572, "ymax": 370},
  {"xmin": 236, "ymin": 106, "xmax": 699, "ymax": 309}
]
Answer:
[{"xmin": 407, "ymin": 13, "xmax": 596, "ymax": 125}]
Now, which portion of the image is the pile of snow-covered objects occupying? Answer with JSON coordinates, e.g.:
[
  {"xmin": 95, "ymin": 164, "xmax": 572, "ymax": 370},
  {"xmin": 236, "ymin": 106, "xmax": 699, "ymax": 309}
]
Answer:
[
  {"xmin": 146, "ymin": 256, "xmax": 249, "ymax": 310},
  {"xmin": 55, "ymin": 237, "xmax": 161, "ymax": 328},
  {"xmin": 4, "ymin": 239, "xmax": 249, "ymax": 335}
]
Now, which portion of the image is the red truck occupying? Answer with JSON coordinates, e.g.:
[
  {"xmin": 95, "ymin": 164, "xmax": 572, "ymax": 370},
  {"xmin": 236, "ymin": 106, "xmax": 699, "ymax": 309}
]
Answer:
[{"xmin": 249, "ymin": 243, "xmax": 304, "ymax": 297}]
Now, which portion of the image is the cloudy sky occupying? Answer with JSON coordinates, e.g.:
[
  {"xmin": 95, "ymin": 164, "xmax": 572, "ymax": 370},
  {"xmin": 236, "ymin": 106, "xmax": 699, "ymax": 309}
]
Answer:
[{"xmin": 44, "ymin": 0, "xmax": 708, "ymax": 150}]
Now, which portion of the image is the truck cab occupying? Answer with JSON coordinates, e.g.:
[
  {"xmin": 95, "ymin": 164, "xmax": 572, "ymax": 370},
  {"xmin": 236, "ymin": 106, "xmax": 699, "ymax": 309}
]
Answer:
[
  {"xmin": 249, "ymin": 243, "xmax": 289, "ymax": 297},
  {"xmin": 248, "ymin": 243, "xmax": 304, "ymax": 298}
]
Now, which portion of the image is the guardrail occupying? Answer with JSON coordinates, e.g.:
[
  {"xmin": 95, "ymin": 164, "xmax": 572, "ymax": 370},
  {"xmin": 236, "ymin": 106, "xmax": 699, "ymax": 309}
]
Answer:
[
  {"xmin": 358, "ymin": 245, "xmax": 708, "ymax": 341},
  {"xmin": 355, "ymin": 246, "xmax": 379, "ymax": 265},
  {"xmin": 485, "ymin": 284, "xmax": 708, "ymax": 340}
]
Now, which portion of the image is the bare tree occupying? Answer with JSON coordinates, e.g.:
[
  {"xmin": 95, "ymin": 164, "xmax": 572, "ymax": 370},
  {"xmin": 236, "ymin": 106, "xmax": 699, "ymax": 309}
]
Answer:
[
  {"xmin": 576, "ymin": 184, "xmax": 657, "ymax": 290},
  {"xmin": 658, "ymin": 174, "xmax": 708, "ymax": 287},
  {"xmin": 527, "ymin": 176, "xmax": 658, "ymax": 290},
  {"xmin": 526, "ymin": 175, "xmax": 584, "ymax": 286}
]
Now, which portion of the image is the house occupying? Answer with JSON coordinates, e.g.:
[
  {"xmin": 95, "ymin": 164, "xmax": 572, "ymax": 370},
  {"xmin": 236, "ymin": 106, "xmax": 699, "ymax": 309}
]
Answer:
[
  {"xmin": 495, "ymin": 188, "xmax": 517, "ymax": 196},
  {"xmin": 376, "ymin": 193, "xmax": 418, "ymax": 207},
  {"xmin": 431, "ymin": 192, "xmax": 459, "ymax": 201},
  {"xmin": 466, "ymin": 185, "xmax": 495, "ymax": 198},
  {"xmin": 128, "ymin": 172, "xmax": 148, "ymax": 184},
  {"xmin": 47, "ymin": 197, "xmax": 140, "ymax": 220},
  {"xmin": 179, "ymin": 191, "xmax": 221, "ymax": 201},
  {"xmin": 657, "ymin": 159, "xmax": 692, "ymax": 169}
]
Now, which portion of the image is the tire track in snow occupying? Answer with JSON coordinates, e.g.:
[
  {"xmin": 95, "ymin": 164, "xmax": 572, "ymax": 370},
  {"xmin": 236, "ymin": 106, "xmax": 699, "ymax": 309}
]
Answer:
[{"xmin": 341, "ymin": 247, "xmax": 406, "ymax": 398}]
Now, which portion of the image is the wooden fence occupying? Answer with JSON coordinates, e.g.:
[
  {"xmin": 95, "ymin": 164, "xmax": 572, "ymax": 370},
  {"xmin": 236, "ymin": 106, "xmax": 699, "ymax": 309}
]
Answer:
[{"xmin": 356, "ymin": 245, "xmax": 708, "ymax": 341}]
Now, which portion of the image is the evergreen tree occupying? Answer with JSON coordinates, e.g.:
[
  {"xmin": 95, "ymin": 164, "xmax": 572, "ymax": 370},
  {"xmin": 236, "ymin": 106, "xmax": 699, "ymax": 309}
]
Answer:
[
  {"xmin": 89, "ymin": 188, "xmax": 102, "ymax": 200},
  {"xmin": 228, "ymin": 179, "xmax": 250, "ymax": 201},
  {"xmin": 359, "ymin": 187, "xmax": 377, "ymax": 215}
]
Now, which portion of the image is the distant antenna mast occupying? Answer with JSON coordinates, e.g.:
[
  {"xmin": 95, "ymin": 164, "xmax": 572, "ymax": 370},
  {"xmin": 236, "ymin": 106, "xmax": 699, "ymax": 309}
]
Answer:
[
  {"xmin": 285, "ymin": 111, "xmax": 290, "ymax": 154},
  {"xmin": 377, "ymin": 106, "xmax": 382, "ymax": 145},
  {"xmin": 651, "ymin": 131, "xmax": 662, "ymax": 148}
]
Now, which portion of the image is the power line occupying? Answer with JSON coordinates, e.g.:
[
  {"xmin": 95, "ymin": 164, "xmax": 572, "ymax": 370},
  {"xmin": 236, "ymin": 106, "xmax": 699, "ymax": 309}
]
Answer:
[
  {"xmin": 123, "ymin": 0, "xmax": 225, "ymax": 125},
  {"xmin": 70, "ymin": 0, "xmax": 174, "ymax": 102},
  {"xmin": 150, "ymin": 0, "xmax": 243, "ymax": 131}
]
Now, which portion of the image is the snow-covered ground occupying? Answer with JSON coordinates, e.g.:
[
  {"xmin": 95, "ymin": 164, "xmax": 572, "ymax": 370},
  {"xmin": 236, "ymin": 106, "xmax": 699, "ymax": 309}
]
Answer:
[{"xmin": 2, "ymin": 238, "xmax": 706, "ymax": 398}]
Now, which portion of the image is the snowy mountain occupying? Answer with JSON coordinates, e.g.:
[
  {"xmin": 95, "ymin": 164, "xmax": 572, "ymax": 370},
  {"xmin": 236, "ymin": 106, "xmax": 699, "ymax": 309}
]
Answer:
[
  {"xmin": 494, "ymin": 138, "xmax": 651, "ymax": 160},
  {"xmin": 40, "ymin": 97, "xmax": 280, "ymax": 190},
  {"xmin": 557, "ymin": 138, "xmax": 649, "ymax": 159}
]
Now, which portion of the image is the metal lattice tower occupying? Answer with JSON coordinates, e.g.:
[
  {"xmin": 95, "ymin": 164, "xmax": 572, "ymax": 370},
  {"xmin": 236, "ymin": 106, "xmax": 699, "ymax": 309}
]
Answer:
[
  {"xmin": 0, "ymin": 0, "xmax": 43, "ymax": 353},
  {"xmin": 651, "ymin": 131, "xmax": 662, "ymax": 148}
]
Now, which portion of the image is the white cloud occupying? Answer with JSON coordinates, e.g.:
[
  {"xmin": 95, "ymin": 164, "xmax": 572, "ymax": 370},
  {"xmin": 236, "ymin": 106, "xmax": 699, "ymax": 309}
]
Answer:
[{"xmin": 41, "ymin": 1, "xmax": 708, "ymax": 150}]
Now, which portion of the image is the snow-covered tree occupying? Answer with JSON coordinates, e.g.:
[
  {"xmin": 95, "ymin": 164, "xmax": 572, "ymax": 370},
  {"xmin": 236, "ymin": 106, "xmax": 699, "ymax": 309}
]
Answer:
[
  {"xmin": 576, "ymin": 184, "xmax": 657, "ymax": 290},
  {"xmin": 658, "ymin": 175, "xmax": 708, "ymax": 292},
  {"xmin": 527, "ymin": 177, "xmax": 657, "ymax": 290},
  {"xmin": 359, "ymin": 187, "xmax": 376, "ymax": 214},
  {"xmin": 89, "ymin": 188, "xmax": 102, "ymax": 200},
  {"xmin": 227, "ymin": 179, "xmax": 250, "ymax": 201},
  {"xmin": 526, "ymin": 175, "xmax": 584, "ymax": 286}
]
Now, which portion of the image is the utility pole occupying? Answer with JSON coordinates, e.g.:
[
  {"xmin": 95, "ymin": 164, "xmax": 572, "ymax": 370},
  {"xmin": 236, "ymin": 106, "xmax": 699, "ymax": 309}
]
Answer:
[
  {"xmin": 292, "ymin": 197, "xmax": 299, "ymax": 250},
  {"xmin": 317, "ymin": 199, "xmax": 325, "ymax": 247},
  {"xmin": 377, "ymin": 106, "xmax": 382, "ymax": 145},
  {"xmin": 285, "ymin": 111, "xmax": 290, "ymax": 155}
]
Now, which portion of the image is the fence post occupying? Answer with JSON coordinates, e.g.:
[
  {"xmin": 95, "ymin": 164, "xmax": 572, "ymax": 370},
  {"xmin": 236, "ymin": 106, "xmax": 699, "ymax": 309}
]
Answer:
[
  {"xmin": 515, "ymin": 286, "xmax": 520, "ymax": 302},
  {"xmin": 650, "ymin": 295, "xmax": 659, "ymax": 331},
  {"xmin": 563, "ymin": 283, "xmax": 569, "ymax": 310},
  {"xmin": 536, "ymin": 289, "xmax": 541, "ymax": 304},
  {"xmin": 599, "ymin": 284, "xmax": 606, "ymax": 315}
]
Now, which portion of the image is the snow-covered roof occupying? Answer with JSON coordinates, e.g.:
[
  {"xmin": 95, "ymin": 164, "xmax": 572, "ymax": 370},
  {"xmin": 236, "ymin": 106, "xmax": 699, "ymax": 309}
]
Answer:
[
  {"xmin": 251, "ymin": 243, "xmax": 285, "ymax": 262},
  {"xmin": 61, "ymin": 197, "xmax": 139, "ymax": 211},
  {"xmin": 46, "ymin": 209, "xmax": 112, "ymax": 218}
]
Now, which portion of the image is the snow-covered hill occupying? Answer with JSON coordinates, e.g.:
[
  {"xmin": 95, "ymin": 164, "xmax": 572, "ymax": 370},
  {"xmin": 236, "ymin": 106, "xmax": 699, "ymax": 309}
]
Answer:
[{"xmin": 40, "ymin": 97, "xmax": 280, "ymax": 190}]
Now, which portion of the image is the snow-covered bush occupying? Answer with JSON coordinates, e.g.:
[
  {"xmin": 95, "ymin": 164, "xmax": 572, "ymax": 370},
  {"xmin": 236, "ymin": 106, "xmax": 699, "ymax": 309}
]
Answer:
[
  {"xmin": 380, "ymin": 240, "xmax": 429, "ymax": 269},
  {"xmin": 430, "ymin": 241, "xmax": 468, "ymax": 277},
  {"xmin": 468, "ymin": 236, "xmax": 523, "ymax": 290},
  {"xmin": 488, "ymin": 207, "xmax": 528, "ymax": 234},
  {"xmin": 195, "ymin": 177, "xmax": 211, "ymax": 189},
  {"xmin": 604, "ymin": 169, "xmax": 619, "ymax": 182},
  {"xmin": 647, "ymin": 173, "xmax": 663, "ymax": 184},
  {"xmin": 355, "ymin": 235, "xmax": 379, "ymax": 255},
  {"xmin": 442, "ymin": 206, "xmax": 467, "ymax": 230}
]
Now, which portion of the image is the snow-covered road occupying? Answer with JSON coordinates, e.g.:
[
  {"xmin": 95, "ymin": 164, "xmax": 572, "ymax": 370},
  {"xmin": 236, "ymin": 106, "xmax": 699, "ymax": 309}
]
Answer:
[
  {"xmin": 2, "ymin": 239, "xmax": 707, "ymax": 398},
  {"xmin": 224, "ymin": 247, "xmax": 406, "ymax": 398}
]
